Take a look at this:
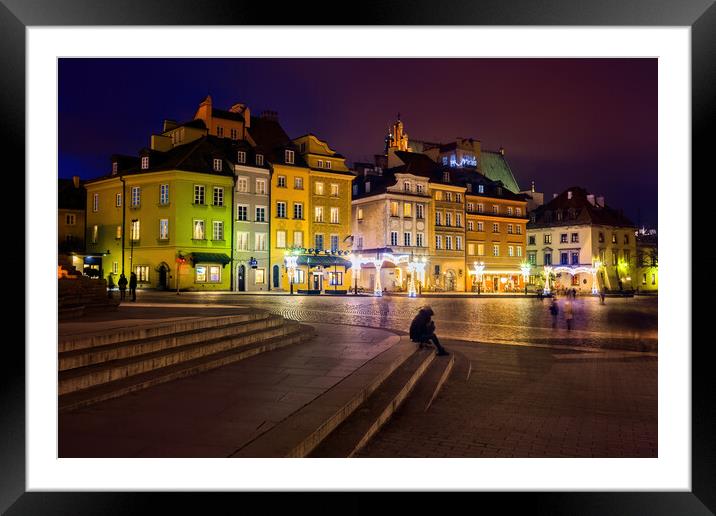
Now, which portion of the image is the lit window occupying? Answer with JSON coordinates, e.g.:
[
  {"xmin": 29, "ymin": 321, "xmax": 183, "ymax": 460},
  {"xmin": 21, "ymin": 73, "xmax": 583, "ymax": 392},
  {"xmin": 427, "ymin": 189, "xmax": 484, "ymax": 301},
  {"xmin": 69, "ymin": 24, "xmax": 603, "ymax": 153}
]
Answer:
[
  {"xmin": 213, "ymin": 221, "xmax": 224, "ymax": 240},
  {"xmin": 141, "ymin": 156, "xmax": 149, "ymax": 169},
  {"xmin": 256, "ymin": 179, "xmax": 267, "ymax": 195},
  {"xmin": 116, "ymin": 193, "xmax": 122, "ymax": 207},
  {"xmin": 193, "ymin": 220, "xmax": 205, "ymax": 240},
  {"xmin": 477, "ymin": 244, "xmax": 485, "ymax": 256},
  {"xmin": 255, "ymin": 268, "xmax": 265, "ymax": 284},
  {"xmin": 315, "ymin": 182, "xmax": 325, "ymax": 195},
  {"xmin": 135, "ymin": 265, "xmax": 150, "ymax": 283},
  {"xmin": 237, "ymin": 177, "xmax": 248, "ymax": 193},
  {"xmin": 159, "ymin": 219, "xmax": 169, "ymax": 240},
  {"xmin": 468, "ymin": 243, "xmax": 475, "ymax": 255},
  {"xmin": 493, "ymin": 244, "xmax": 499, "ymax": 257},
  {"xmin": 276, "ymin": 230, "xmax": 286, "ymax": 248},
  {"xmin": 330, "ymin": 207, "xmax": 339, "ymax": 224},
  {"xmin": 93, "ymin": 193, "xmax": 99, "ymax": 212},
  {"xmin": 330, "ymin": 184, "xmax": 339, "ymax": 197},
  {"xmin": 315, "ymin": 206, "xmax": 324, "ymax": 222},
  {"xmin": 294, "ymin": 177, "xmax": 303, "ymax": 189},
  {"xmin": 255, "ymin": 232, "xmax": 267, "ymax": 251},
  {"xmin": 403, "ymin": 203, "xmax": 412, "ymax": 218},
  {"xmin": 478, "ymin": 185, "xmax": 484, "ymax": 194},
  {"xmin": 236, "ymin": 231, "xmax": 249, "ymax": 251},
  {"xmin": 130, "ymin": 219, "xmax": 140, "ymax": 241},
  {"xmin": 357, "ymin": 208, "xmax": 364, "ymax": 221},
  {"xmin": 293, "ymin": 231, "xmax": 303, "ymax": 247},
  {"xmin": 115, "ymin": 225, "xmax": 122, "ymax": 239},
  {"xmin": 390, "ymin": 201, "xmax": 400, "ymax": 217}
]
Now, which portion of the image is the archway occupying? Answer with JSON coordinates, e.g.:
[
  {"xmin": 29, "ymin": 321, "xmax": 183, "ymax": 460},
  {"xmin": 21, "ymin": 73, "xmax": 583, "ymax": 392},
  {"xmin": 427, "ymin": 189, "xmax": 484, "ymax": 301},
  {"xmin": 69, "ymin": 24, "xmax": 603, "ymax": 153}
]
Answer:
[
  {"xmin": 273, "ymin": 265, "xmax": 280, "ymax": 288},
  {"xmin": 238, "ymin": 264, "xmax": 246, "ymax": 291}
]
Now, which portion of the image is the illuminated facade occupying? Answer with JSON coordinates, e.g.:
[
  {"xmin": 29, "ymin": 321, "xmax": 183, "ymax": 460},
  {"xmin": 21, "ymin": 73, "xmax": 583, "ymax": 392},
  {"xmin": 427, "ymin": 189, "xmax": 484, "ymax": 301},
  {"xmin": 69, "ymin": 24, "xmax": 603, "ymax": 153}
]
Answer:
[
  {"xmin": 429, "ymin": 170, "xmax": 467, "ymax": 292},
  {"xmin": 636, "ymin": 229, "xmax": 658, "ymax": 292}
]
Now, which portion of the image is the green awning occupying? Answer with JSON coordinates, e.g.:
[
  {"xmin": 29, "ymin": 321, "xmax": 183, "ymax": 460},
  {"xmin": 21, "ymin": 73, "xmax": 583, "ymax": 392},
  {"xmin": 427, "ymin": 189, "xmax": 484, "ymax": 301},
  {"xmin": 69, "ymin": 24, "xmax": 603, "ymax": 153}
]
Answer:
[
  {"xmin": 190, "ymin": 252, "xmax": 231, "ymax": 266},
  {"xmin": 297, "ymin": 255, "xmax": 352, "ymax": 268}
]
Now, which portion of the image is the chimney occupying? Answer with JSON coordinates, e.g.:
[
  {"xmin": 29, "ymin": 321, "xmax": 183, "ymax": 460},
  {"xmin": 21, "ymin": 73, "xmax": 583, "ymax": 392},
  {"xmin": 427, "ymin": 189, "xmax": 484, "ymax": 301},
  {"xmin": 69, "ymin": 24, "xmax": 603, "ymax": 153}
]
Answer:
[
  {"xmin": 597, "ymin": 195, "xmax": 605, "ymax": 207},
  {"xmin": 499, "ymin": 146, "xmax": 505, "ymax": 156},
  {"xmin": 531, "ymin": 180, "xmax": 535, "ymax": 193},
  {"xmin": 72, "ymin": 176, "xmax": 80, "ymax": 188},
  {"xmin": 260, "ymin": 110, "xmax": 278, "ymax": 122},
  {"xmin": 162, "ymin": 119, "xmax": 178, "ymax": 132},
  {"xmin": 567, "ymin": 190, "xmax": 572, "ymax": 200},
  {"xmin": 587, "ymin": 194, "xmax": 595, "ymax": 206}
]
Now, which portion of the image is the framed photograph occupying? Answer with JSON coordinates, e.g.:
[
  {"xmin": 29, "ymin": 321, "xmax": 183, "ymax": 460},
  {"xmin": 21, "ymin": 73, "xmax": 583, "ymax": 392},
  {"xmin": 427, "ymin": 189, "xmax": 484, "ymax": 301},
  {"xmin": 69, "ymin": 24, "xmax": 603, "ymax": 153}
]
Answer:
[{"xmin": 6, "ymin": 0, "xmax": 714, "ymax": 512}]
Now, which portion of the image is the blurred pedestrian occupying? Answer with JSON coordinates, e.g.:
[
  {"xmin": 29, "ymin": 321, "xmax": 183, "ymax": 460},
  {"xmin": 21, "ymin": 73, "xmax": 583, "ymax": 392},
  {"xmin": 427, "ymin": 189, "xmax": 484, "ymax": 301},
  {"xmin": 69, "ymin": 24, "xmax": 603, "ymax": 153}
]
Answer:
[
  {"xmin": 118, "ymin": 273, "xmax": 128, "ymax": 300},
  {"xmin": 129, "ymin": 272, "xmax": 138, "ymax": 302},
  {"xmin": 565, "ymin": 298, "xmax": 574, "ymax": 330},
  {"xmin": 409, "ymin": 306, "xmax": 449, "ymax": 356},
  {"xmin": 107, "ymin": 273, "xmax": 115, "ymax": 299},
  {"xmin": 549, "ymin": 297, "xmax": 559, "ymax": 328},
  {"xmin": 572, "ymin": 287, "xmax": 577, "ymax": 298},
  {"xmin": 600, "ymin": 290, "xmax": 606, "ymax": 305}
]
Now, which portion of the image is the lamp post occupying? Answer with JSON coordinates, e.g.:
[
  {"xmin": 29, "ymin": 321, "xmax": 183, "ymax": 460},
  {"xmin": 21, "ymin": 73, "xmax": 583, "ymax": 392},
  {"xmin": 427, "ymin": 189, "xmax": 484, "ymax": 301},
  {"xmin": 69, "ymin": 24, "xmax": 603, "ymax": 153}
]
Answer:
[
  {"xmin": 473, "ymin": 261, "xmax": 485, "ymax": 295},
  {"xmin": 176, "ymin": 252, "xmax": 185, "ymax": 295},
  {"xmin": 592, "ymin": 260, "xmax": 602, "ymax": 295},
  {"xmin": 520, "ymin": 262, "xmax": 531, "ymax": 296},
  {"xmin": 129, "ymin": 218, "xmax": 138, "ymax": 277},
  {"xmin": 285, "ymin": 253, "xmax": 298, "ymax": 295}
]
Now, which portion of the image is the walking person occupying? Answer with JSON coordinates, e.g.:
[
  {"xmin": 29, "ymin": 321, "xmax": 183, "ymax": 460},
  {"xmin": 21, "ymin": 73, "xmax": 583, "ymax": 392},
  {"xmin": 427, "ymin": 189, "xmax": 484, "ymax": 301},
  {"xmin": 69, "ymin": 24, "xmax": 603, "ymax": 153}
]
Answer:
[
  {"xmin": 600, "ymin": 290, "xmax": 606, "ymax": 305},
  {"xmin": 564, "ymin": 298, "xmax": 574, "ymax": 331},
  {"xmin": 409, "ymin": 306, "xmax": 449, "ymax": 356},
  {"xmin": 118, "ymin": 273, "xmax": 128, "ymax": 301},
  {"xmin": 549, "ymin": 297, "xmax": 559, "ymax": 329},
  {"xmin": 572, "ymin": 287, "xmax": 577, "ymax": 299},
  {"xmin": 106, "ymin": 273, "xmax": 115, "ymax": 299},
  {"xmin": 129, "ymin": 272, "xmax": 138, "ymax": 302}
]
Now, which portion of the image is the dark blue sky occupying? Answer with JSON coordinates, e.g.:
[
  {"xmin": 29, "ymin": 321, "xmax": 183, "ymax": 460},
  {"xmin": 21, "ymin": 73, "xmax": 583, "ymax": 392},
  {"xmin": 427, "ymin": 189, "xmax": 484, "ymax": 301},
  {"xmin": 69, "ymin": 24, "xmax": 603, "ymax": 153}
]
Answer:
[{"xmin": 59, "ymin": 58, "xmax": 657, "ymax": 227}]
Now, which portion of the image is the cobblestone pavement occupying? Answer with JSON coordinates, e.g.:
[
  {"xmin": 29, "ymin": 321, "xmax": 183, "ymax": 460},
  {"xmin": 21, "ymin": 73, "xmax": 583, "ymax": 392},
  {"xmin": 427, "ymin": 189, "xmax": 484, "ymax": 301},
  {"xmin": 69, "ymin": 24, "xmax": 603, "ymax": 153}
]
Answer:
[
  {"xmin": 138, "ymin": 292, "xmax": 657, "ymax": 351},
  {"xmin": 356, "ymin": 340, "xmax": 658, "ymax": 458}
]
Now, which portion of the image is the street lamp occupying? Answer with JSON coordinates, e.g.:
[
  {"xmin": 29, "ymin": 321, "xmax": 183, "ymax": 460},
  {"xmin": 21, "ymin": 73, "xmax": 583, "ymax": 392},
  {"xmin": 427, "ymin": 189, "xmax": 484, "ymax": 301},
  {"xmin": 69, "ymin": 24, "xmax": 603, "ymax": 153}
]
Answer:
[
  {"xmin": 592, "ymin": 260, "xmax": 602, "ymax": 295},
  {"xmin": 129, "ymin": 218, "xmax": 138, "ymax": 277},
  {"xmin": 520, "ymin": 262, "xmax": 531, "ymax": 295},
  {"xmin": 285, "ymin": 253, "xmax": 298, "ymax": 295},
  {"xmin": 473, "ymin": 261, "xmax": 485, "ymax": 295}
]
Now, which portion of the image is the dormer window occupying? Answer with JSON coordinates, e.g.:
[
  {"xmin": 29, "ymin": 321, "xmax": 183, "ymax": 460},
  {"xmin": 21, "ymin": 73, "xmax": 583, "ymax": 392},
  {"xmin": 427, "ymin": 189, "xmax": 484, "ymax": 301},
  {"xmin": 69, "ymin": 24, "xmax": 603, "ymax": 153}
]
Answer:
[
  {"xmin": 442, "ymin": 157, "xmax": 448, "ymax": 166},
  {"xmin": 256, "ymin": 154, "xmax": 264, "ymax": 166},
  {"xmin": 141, "ymin": 156, "xmax": 149, "ymax": 170},
  {"xmin": 443, "ymin": 171, "xmax": 450, "ymax": 182},
  {"xmin": 317, "ymin": 159, "xmax": 324, "ymax": 168},
  {"xmin": 217, "ymin": 126, "xmax": 224, "ymax": 137},
  {"xmin": 112, "ymin": 162, "xmax": 118, "ymax": 174},
  {"xmin": 285, "ymin": 149, "xmax": 295, "ymax": 164},
  {"xmin": 237, "ymin": 151, "xmax": 246, "ymax": 164},
  {"xmin": 404, "ymin": 181, "xmax": 410, "ymax": 192},
  {"xmin": 466, "ymin": 183, "xmax": 472, "ymax": 193},
  {"xmin": 213, "ymin": 159, "xmax": 222, "ymax": 172},
  {"xmin": 325, "ymin": 161, "xmax": 332, "ymax": 169},
  {"xmin": 365, "ymin": 182, "xmax": 371, "ymax": 193},
  {"xmin": 478, "ymin": 184, "xmax": 484, "ymax": 193}
]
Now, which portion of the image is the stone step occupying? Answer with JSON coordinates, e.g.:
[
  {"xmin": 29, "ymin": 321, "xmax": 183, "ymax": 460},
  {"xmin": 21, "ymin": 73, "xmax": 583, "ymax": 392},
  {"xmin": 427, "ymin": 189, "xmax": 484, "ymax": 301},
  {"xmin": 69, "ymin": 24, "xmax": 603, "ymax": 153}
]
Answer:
[
  {"xmin": 59, "ymin": 310, "xmax": 269, "ymax": 353},
  {"xmin": 231, "ymin": 337, "xmax": 417, "ymax": 458},
  {"xmin": 307, "ymin": 348, "xmax": 437, "ymax": 458},
  {"xmin": 59, "ymin": 323, "xmax": 316, "ymax": 413},
  {"xmin": 59, "ymin": 315, "xmax": 286, "ymax": 371},
  {"xmin": 59, "ymin": 320, "xmax": 302, "ymax": 395}
]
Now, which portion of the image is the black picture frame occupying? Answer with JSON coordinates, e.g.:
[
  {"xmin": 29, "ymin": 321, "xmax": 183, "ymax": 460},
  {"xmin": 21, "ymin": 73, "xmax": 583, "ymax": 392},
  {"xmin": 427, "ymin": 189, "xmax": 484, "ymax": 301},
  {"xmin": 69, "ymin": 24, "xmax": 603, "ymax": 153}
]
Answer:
[{"xmin": 4, "ymin": 0, "xmax": 713, "ymax": 513}]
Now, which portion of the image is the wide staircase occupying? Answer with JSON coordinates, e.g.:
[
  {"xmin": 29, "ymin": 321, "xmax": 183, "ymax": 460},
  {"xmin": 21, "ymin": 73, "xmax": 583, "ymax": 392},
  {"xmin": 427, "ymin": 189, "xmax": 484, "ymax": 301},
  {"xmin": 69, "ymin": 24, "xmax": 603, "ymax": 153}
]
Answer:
[{"xmin": 59, "ymin": 309, "xmax": 314, "ymax": 413}]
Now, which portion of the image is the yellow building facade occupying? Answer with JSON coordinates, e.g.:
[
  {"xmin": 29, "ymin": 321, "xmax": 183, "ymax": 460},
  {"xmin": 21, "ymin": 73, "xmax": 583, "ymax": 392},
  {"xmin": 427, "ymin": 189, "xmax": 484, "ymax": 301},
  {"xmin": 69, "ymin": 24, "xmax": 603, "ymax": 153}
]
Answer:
[{"xmin": 429, "ymin": 179, "xmax": 467, "ymax": 291}]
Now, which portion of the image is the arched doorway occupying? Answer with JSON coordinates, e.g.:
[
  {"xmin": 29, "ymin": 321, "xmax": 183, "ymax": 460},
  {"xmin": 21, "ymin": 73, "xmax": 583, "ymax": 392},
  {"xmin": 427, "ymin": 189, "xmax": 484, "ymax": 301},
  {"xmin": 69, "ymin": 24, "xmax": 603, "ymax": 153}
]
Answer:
[
  {"xmin": 273, "ymin": 265, "xmax": 280, "ymax": 288},
  {"xmin": 238, "ymin": 265, "xmax": 246, "ymax": 291},
  {"xmin": 445, "ymin": 270, "xmax": 456, "ymax": 291},
  {"xmin": 158, "ymin": 264, "xmax": 169, "ymax": 290}
]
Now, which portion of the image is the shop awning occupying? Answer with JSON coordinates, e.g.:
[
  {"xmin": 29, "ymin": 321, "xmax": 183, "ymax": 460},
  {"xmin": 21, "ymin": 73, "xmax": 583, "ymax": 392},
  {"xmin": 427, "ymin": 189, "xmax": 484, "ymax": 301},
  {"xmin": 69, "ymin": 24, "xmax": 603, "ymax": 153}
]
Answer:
[
  {"xmin": 190, "ymin": 252, "xmax": 231, "ymax": 266},
  {"xmin": 297, "ymin": 255, "xmax": 352, "ymax": 268}
]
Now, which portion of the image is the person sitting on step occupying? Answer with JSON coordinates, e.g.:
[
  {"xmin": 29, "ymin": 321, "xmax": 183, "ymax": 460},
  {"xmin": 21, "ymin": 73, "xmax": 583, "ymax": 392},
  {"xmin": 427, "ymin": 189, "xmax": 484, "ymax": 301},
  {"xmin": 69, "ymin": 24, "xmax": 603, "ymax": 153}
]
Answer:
[{"xmin": 409, "ymin": 306, "xmax": 449, "ymax": 356}]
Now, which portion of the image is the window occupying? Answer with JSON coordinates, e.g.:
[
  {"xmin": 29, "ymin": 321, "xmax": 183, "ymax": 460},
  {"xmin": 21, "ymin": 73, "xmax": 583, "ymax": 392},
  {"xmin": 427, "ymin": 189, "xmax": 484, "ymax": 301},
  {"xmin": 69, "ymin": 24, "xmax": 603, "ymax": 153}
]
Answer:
[
  {"xmin": 317, "ymin": 159, "xmax": 324, "ymax": 168},
  {"xmin": 544, "ymin": 234, "xmax": 552, "ymax": 244},
  {"xmin": 456, "ymin": 236, "xmax": 463, "ymax": 250},
  {"xmin": 255, "ymin": 232, "xmax": 267, "ymax": 251},
  {"xmin": 230, "ymin": 128, "xmax": 238, "ymax": 140},
  {"xmin": 652, "ymin": 273, "xmax": 656, "ymax": 285},
  {"xmin": 516, "ymin": 208, "xmax": 522, "ymax": 216},
  {"xmin": 492, "ymin": 223, "xmax": 499, "ymax": 233},
  {"xmin": 112, "ymin": 162, "xmax": 118, "ymax": 174},
  {"xmin": 194, "ymin": 185, "xmax": 205, "ymax": 205},
  {"xmin": 255, "ymin": 154, "xmax": 264, "ymax": 166},
  {"xmin": 571, "ymin": 233, "xmax": 579, "ymax": 243},
  {"xmin": 159, "ymin": 219, "xmax": 169, "ymax": 240},
  {"xmin": 403, "ymin": 203, "xmax": 412, "ymax": 218},
  {"xmin": 612, "ymin": 233, "xmax": 617, "ymax": 243},
  {"xmin": 435, "ymin": 235, "xmax": 442, "ymax": 249},
  {"xmin": 277, "ymin": 175, "xmax": 287, "ymax": 188},
  {"xmin": 315, "ymin": 182, "xmax": 325, "ymax": 195},
  {"xmin": 436, "ymin": 212, "xmax": 442, "ymax": 225},
  {"xmin": 467, "ymin": 202, "xmax": 474, "ymax": 212},
  {"xmin": 331, "ymin": 183, "xmax": 339, "ymax": 197},
  {"xmin": 357, "ymin": 207, "xmax": 364, "ymax": 221},
  {"xmin": 477, "ymin": 243, "xmax": 485, "ymax": 256},
  {"xmin": 416, "ymin": 204, "xmax": 424, "ymax": 219},
  {"xmin": 112, "ymin": 261, "xmax": 119, "ymax": 274},
  {"xmin": 599, "ymin": 232, "xmax": 605, "ymax": 243},
  {"xmin": 255, "ymin": 206, "xmax": 266, "ymax": 222},
  {"xmin": 624, "ymin": 249, "xmax": 631, "ymax": 263},
  {"xmin": 507, "ymin": 224, "xmax": 514, "ymax": 234},
  {"xmin": 404, "ymin": 232, "xmax": 411, "ymax": 246},
  {"xmin": 516, "ymin": 225, "xmax": 522, "ymax": 235},
  {"xmin": 446, "ymin": 213, "xmax": 452, "ymax": 226},
  {"xmin": 276, "ymin": 230, "xmax": 286, "ymax": 248},
  {"xmin": 285, "ymin": 149, "xmax": 295, "ymax": 164},
  {"xmin": 293, "ymin": 231, "xmax": 303, "ymax": 248},
  {"xmin": 456, "ymin": 193, "xmax": 462, "ymax": 203},
  {"xmin": 130, "ymin": 219, "xmax": 140, "ymax": 241},
  {"xmin": 478, "ymin": 185, "xmax": 484, "ymax": 194},
  {"xmin": 467, "ymin": 221, "xmax": 474, "ymax": 231},
  {"xmin": 294, "ymin": 177, "xmax": 303, "ymax": 190},
  {"xmin": 330, "ymin": 207, "xmax": 339, "ymax": 224},
  {"xmin": 93, "ymin": 193, "xmax": 99, "ymax": 212},
  {"xmin": 141, "ymin": 156, "xmax": 149, "ymax": 169},
  {"xmin": 477, "ymin": 221, "xmax": 484, "ymax": 232},
  {"xmin": 213, "ymin": 221, "xmax": 224, "ymax": 240},
  {"xmin": 443, "ymin": 171, "xmax": 450, "ymax": 182},
  {"xmin": 492, "ymin": 205, "xmax": 499, "ymax": 214},
  {"xmin": 391, "ymin": 231, "xmax": 398, "ymax": 246},
  {"xmin": 560, "ymin": 233, "xmax": 568, "ymax": 243},
  {"xmin": 116, "ymin": 193, "xmax": 122, "ymax": 207},
  {"xmin": 416, "ymin": 233, "xmax": 424, "ymax": 247},
  {"xmin": 456, "ymin": 213, "xmax": 462, "ymax": 227},
  {"xmin": 237, "ymin": 231, "xmax": 249, "ymax": 251},
  {"xmin": 315, "ymin": 234, "xmax": 324, "ymax": 250},
  {"xmin": 213, "ymin": 187, "xmax": 224, "ymax": 206},
  {"xmin": 213, "ymin": 159, "xmax": 222, "ymax": 172},
  {"xmin": 404, "ymin": 181, "xmax": 411, "ymax": 192},
  {"xmin": 193, "ymin": 220, "xmax": 205, "ymax": 240},
  {"xmin": 237, "ymin": 177, "xmax": 248, "ymax": 193},
  {"xmin": 435, "ymin": 191, "xmax": 443, "ymax": 201},
  {"xmin": 528, "ymin": 235, "xmax": 536, "ymax": 245},
  {"xmin": 91, "ymin": 225, "xmax": 98, "ymax": 243},
  {"xmin": 325, "ymin": 161, "xmax": 332, "ymax": 169},
  {"xmin": 365, "ymin": 182, "xmax": 371, "ymax": 193},
  {"xmin": 624, "ymin": 234, "xmax": 630, "ymax": 244},
  {"xmin": 256, "ymin": 179, "xmax": 267, "ymax": 195},
  {"xmin": 530, "ymin": 213, "xmax": 536, "ymax": 223},
  {"xmin": 559, "ymin": 252, "xmax": 568, "ymax": 265},
  {"xmin": 416, "ymin": 184, "xmax": 424, "ymax": 194},
  {"xmin": 445, "ymin": 192, "xmax": 453, "ymax": 202},
  {"xmin": 446, "ymin": 236, "xmax": 453, "ymax": 250},
  {"xmin": 466, "ymin": 183, "xmax": 472, "ymax": 193},
  {"xmin": 315, "ymin": 206, "xmax": 325, "ymax": 222},
  {"xmin": 356, "ymin": 236, "xmax": 364, "ymax": 249},
  {"xmin": 237, "ymin": 205, "xmax": 248, "ymax": 221},
  {"xmin": 544, "ymin": 253, "xmax": 552, "ymax": 265},
  {"xmin": 116, "ymin": 225, "xmax": 122, "ymax": 239},
  {"xmin": 390, "ymin": 201, "xmax": 400, "ymax": 217},
  {"xmin": 477, "ymin": 203, "xmax": 484, "ymax": 213},
  {"xmin": 277, "ymin": 202, "xmax": 287, "ymax": 218},
  {"xmin": 507, "ymin": 207, "xmax": 513, "ymax": 216},
  {"xmin": 255, "ymin": 268, "xmax": 265, "ymax": 284},
  {"xmin": 237, "ymin": 151, "xmax": 246, "ymax": 164},
  {"xmin": 195, "ymin": 265, "xmax": 221, "ymax": 283},
  {"xmin": 65, "ymin": 213, "xmax": 76, "ymax": 225},
  {"xmin": 130, "ymin": 187, "xmax": 141, "ymax": 208},
  {"xmin": 528, "ymin": 251, "xmax": 536, "ymax": 265},
  {"xmin": 328, "ymin": 271, "xmax": 343, "ymax": 286},
  {"xmin": 493, "ymin": 244, "xmax": 499, "ymax": 257},
  {"xmin": 293, "ymin": 202, "xmax": 303, "ymax": 219},
  {"xmin": 508, "ymin": 246, "xmax": 514, "ymax": 257},
  {"xmin": 216, "ymin": 126, "xmax": 224, "ymax": 137},
  {"xmin": 160, "ymin": 184, "xmax": 169, "ymax": 205},
  {"xmin": 517, "ymin": 246, "xmax": 523, "ymax": 257},
  {"xmin": 642, "ymin": 273, "xmax": 647, "ymax": 285},
  {"xmin": 468, "ymin": 243, "xmax": 475, "ymax": 255},
  {"xmin": 135, "ymin": 265, "xmax": 150, "ymax": 283},
  {"xmin": 330, "ymin": 234, "xmax": 339, "ymax": 251},
  {"xmin": 571, "ymin": 252, "xmax": 579, "ymax": 265}
]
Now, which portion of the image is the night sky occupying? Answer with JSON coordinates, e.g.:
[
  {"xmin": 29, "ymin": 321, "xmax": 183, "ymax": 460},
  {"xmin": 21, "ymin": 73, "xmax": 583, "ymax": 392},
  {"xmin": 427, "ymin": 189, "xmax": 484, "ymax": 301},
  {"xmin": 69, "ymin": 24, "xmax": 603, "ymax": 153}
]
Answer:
[{"xmin": 59, "ymin": 58, "xmax": 657, "ymax": 227}]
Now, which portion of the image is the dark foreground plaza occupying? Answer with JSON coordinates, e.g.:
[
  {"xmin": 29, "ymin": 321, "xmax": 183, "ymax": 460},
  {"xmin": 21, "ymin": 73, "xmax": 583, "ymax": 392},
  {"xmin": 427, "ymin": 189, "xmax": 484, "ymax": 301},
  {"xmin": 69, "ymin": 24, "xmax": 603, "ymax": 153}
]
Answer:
[{"xmin": 60, "ymin": 293, "xmax": 657, "ymax": 458}]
